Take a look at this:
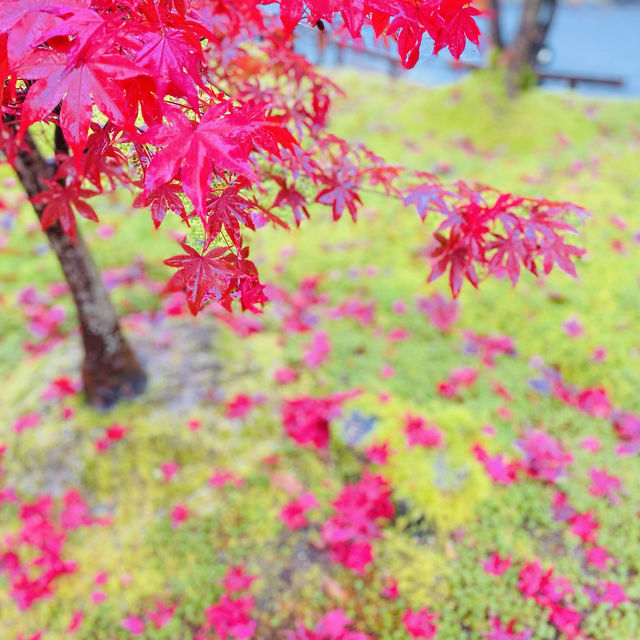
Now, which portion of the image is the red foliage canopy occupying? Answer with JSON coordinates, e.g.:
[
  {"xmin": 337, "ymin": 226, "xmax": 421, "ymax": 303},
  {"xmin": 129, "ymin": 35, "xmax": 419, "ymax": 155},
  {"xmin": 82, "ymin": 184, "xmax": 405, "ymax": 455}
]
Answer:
[{"xmin": 0, "ymin": 0, "xmax": 586, "ymax": 314}]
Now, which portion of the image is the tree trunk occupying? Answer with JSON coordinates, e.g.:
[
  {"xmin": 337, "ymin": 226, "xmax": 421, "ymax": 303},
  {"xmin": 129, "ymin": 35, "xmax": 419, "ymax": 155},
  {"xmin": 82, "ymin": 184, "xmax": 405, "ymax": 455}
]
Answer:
[
  {"xmin": 488, "ymin": 0, "xmax": 504, "ymax": 51},
  {"xmin": 12, "ymin": 133, "xmax": 147, "ymax": 408},
  {"xmin": 506, "ymin": 0, "xmax": 557, "ymax": 96}
]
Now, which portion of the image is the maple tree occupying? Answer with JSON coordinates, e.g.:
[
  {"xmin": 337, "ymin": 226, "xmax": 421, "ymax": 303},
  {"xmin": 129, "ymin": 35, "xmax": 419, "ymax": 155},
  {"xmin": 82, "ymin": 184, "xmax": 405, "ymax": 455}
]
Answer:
[
  {"xmin": 0, "ymin": 0, "xmax": 586, "ymax": 407},
  {"xmin": 487, "ymin": 0, "xmax": 557, "ymax": 94}
]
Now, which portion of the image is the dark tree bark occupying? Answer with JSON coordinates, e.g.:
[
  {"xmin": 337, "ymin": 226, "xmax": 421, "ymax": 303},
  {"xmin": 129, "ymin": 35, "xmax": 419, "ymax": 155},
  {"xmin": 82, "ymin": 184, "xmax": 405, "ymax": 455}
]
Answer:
[
  {"xmin": 12, "ymin": 132, "xmax": 147, "ymax": 408},
  {"xmin": 506, "ymin": 0, "xmax": 557, "ymax": 95},
  {"xmin": 488, "ymin": 0, "xmax": 504, "ymax": 51}
]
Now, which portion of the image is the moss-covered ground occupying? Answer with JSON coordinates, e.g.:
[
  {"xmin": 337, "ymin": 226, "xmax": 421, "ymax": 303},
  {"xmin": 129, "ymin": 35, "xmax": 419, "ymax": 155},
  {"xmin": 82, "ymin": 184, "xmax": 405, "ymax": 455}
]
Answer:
[{"xmin": 1, "ymin": 70, "xmax": 640, "ymax": 639}]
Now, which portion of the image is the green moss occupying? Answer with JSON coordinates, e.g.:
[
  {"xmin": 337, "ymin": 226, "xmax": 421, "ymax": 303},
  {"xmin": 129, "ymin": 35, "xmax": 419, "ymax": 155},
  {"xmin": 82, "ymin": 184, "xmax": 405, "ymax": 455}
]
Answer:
[{"xmin": 2, "ymin": 71, "xmax": 640, "ymax": 639}]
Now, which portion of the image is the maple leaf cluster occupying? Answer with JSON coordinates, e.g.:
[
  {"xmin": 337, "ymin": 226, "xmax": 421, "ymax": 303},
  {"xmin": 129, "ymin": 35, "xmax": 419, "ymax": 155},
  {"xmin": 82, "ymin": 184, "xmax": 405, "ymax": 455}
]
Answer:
[
  {"xmin": 202, "ymin": 565, "xmax": 258, "ymax": 640},
  {"xmin": 404, "ymin": 413, "xmax": 444, "ymax": 448},
  {"xmin": 0, "ymin": 0, "xmax": 586, "ymax": 315},
  {"xmin": 402, "ymin": 607, "xmax": 438, "ymax": 639},
  {"xmin": 418, "ymin": 186, "xmax": 589, "ymax": 296},
  {"xmin": 286, "ymin": 608, "xmax": 371, "ymax": 640},
  {"xmin": 472, "ymin": 429, "xmax": 573, "ymax": 488},
  {"xmin": 537, "ymin": 366, "xmax": 640, "ymax": 456},
  {"xmin": 517, "ymin": 561, "xmax": 584, "ymax": 639},
  {"xmin": 0, "ymin": 489, "xmax": 108, "ymax": 610},
  {"xmin": 280, "ymin": 491, "xmax": 319, "ymax": 530},
  {"xmin": 516, "ymin": 429, "xmax": 573, "ymax": 483},
  {"xmin": 282, "ymin": 391, "xmax": 357, "ymax": 449},
  {"xmin": 320, "ymin": 471, "xmax": 394, "ymax": 574}
]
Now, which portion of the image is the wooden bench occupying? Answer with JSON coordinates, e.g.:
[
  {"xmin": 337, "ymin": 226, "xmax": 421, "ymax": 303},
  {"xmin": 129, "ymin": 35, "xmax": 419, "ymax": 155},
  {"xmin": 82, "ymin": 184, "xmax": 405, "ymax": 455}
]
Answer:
[
  {"xmin": 536, "ymin": 71, "xmax": 623, "ymax": 89},
  {"xmin": 452, "ymin": 60, "xmax": 624, "ymax": 90}
]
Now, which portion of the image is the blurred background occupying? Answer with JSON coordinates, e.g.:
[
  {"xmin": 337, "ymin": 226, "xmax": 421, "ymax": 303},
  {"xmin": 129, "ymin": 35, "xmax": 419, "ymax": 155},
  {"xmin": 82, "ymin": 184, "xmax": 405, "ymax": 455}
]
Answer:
[{"xmin": 294, "ymin": 0, "xmax": 640, "ymax": 96}]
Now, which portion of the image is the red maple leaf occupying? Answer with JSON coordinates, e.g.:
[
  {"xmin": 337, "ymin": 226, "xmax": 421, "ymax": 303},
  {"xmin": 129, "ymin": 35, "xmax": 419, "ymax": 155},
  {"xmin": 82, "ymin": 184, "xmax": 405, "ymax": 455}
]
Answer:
[
  {"xmin": 280, "ymin": 492, "xmax": 319, "ymax": 531},
  {"xmin": 144, "ymin": 103, "xmax": 260, "ymax": 219},
  {"xmin": 435, "ymin": 1, "xmax": 481, "ymax": 60},
  {"xmin": 206, "ymin": 184, "xmax": 256, "ymax": 247},
  {"xmin": 339, "ymin": 0, "xmax": 365, "ymax": 37},
  {"xmin": 271, "ymin": 175, "xmax": 309, "ymax": 225},
  {"xmin": 315, "ymin": 174, "xmax": 362, "ymax": 221},
  {"xmin": 221, "ymin": 565, "xmax": 258, "ymax": 594},
  {"xmin": 588, "ymin": 467, "xmax": 622, "ymax": 502},
  {"xmin": 488, "ymin": 232, "xmax": 528, "ymax": 284},
  {"xmin": 31, "ymin": 182, "xmax": 98, "ymax": 241},
  {"xmin": 134, "ymin": 27, "xmax": 204, "ymax": 108},
  {"xmin": 387, "ymin": 3, "xmax": 441, "ymax": 69},
  {"xmin": 134, "ymin": 183, "xmax": 187, "ymax": 229},
  {"xmin": 3, "ymin": 8, "xmax": 60, "ymax": 68},
  {"xmin": 402, "ymin": 181, "xmax": 451, "ymax": 220},
  {"xmin": 539, "ymin": 235, "xmax": 584, "ymax": 277},
  {"xmin": 203, "ymin": 593, "xmax": 256, "ymax": 640},
  {"xmin": 402, "ymin": 607, "xmax": 438, "ymax": 640},
  {"xmin": 18, "ymin": 37, "xmax": 141, "ymax": 162},
  {"xmin": 81, "ymin": 122, "xmax": 129, "ymax": 190},
  {"xmin": 279, "ymin": 0, "xmax": 305, "ymax": 34},
  {"xmin": 428, "ymin": 231, "xmax": 477, "ymax": 297},
  {"xmin": 164, "ymin": 242, "xmax": 239, "ymax": 315}
]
